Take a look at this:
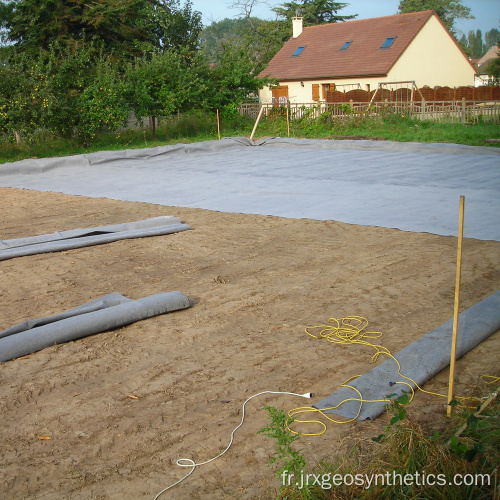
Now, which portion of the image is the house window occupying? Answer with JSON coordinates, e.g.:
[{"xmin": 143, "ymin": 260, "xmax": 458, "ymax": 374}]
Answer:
[
  {"xmin": 380, "ymin": 37, "xmax": 396, "ymax": 48},
  {"xmin": 292, "ymin": 46, "xmax": 306, "ymax": 57},
  {"xmin": 340, "ymin": 41, "xmax": 352, "ymax": 51},
  {"xmin": 322, "ymin": 83, "xmax": 333, "ymax": 99}
]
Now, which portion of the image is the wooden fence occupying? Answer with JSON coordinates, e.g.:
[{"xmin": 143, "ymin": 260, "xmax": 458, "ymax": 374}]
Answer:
[
  {"xmin": 240, "ymin": 99, "xmax": 500, "ymax": 124},
  {"xmin": 325, "ymin": 85, "xmax": 500, "ymax": 103}
]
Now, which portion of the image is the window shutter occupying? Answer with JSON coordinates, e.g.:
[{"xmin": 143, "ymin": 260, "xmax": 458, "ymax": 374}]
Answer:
[{"xmin": 312, "ymin": 84, "xmax": 320, "ymax": 101}]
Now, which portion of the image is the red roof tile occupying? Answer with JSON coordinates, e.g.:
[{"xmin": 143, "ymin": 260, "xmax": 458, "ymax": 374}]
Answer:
[{"xmin": 259, "ymin": 10, "xmax": 436, "ymax": 80}]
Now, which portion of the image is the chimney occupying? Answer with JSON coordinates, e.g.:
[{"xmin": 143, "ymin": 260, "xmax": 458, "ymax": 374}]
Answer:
[{"xmin": 292, "ymin": 17, "xmax": 303, "ymax": 38}]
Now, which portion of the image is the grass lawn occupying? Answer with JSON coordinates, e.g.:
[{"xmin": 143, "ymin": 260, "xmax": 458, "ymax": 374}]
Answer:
[{"xmin": 1, "ymin": 113, "xmax": 499, "ymax": 165}]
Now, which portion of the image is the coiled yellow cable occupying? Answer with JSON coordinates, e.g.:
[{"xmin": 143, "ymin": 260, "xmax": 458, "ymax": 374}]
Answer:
[{"xmin": 287, "ymin": 316, "xmax": 495, "ymax": 436}]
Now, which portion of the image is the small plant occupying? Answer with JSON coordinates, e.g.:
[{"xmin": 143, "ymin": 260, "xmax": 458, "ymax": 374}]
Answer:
[
  {"xmin": 257, "ymin": 406, "xmax": 308, "ymax": 495},
  {"xmin": 372, "ymin": 391, "xmax": 410, "ymax": 443}
]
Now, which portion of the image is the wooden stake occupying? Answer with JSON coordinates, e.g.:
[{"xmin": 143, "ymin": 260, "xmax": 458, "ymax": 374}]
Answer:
[
  {"xmin": 250, "ymin": 105, "xmax": 265, "ymax": 141},
  {"xmin": 450, "ymin": 385, "xmax": 499, "ymax": 441},
  {"xmin": 216, "ymin": 109, "xmax": 221, "ymax": 140},
  {"xmin": 447, "ymin": 195, "xmax": 465, "ymax": 417},
  {"xmin": 286, "ymin": 105, "xmax": 290, "ymax": 137}
]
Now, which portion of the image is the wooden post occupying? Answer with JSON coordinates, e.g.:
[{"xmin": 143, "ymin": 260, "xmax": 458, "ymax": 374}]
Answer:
[
  {"xmin": 450, "ymin": 385, "xmax": 500, "ymax": 440},
  {"xmin": 461, "ymin": 97, "xmax": 466, "ymax": 125},
  {"xmin": 216, "ymin": 109, "xmax": 221, "ymax": 140},
  {"xmin": 286, "ymin": 104, "xmax": 290, "ymax": 137},
  {"xmin": 249, "ymin": 105, "xmax": 265, "ymax": 141},
  {"xmin": 447, "ymin": 195, "xmax": 465, "ymax": 417}
]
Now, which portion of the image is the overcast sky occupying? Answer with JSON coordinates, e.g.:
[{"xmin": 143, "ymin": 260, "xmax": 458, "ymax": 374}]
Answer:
[{"xmin": 191, "ymin": 0, "xmax": 500, "ymax": 37}]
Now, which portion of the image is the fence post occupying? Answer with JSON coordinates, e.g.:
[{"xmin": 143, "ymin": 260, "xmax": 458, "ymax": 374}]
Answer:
[
  {"xmin": 461, "ymin": 97, "xmax": 466, "ymax": 125},
  {"xmin": 421, "ymin": 99, "xmax": 425, "ymax": 121}
]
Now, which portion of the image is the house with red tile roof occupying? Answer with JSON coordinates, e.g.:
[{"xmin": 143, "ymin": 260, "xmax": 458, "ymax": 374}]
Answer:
[{"xmin": 258, "ymin": 10, "xmax": 477, "ymax": 104}]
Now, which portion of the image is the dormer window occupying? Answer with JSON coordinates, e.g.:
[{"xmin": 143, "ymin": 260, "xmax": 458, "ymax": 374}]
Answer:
[
  {"xmin": 380, "ymin": 37, "xmax": 396, "ymax": 48},
  {"xmin": 292, "ymin": 46, "xmax": 306, "ymax": 57},
  {"xmin": 340, "ymin": 41, "xmax": 352, "ymax": 51}
]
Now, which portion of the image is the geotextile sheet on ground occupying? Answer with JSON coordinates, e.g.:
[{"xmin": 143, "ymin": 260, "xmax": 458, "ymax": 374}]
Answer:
[
  {"xmin": 1, "ymin": 187, "xmax": 499, "ymax": 499},
  {"xmin": 1, "ymin": 137, "xmax": 499, "ymax": 241},
  {"xmin": 1, "ymin": 138, "xmax": 500, "ymax": 499}
]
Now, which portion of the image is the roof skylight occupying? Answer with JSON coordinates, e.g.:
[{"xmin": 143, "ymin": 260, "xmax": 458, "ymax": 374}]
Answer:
[
  {"xmin": 340, "ymin": 41, "xmax": 352, "ymax": 51},
  {"xmin": 292, "ymin": 46, "xmax": 306, "ymax": 57},
  {"xmin": 380, "ymin": 37, "xmax": 397, "ymax": 48}
]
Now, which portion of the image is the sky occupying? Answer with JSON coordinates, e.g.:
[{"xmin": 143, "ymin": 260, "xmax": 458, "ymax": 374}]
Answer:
[{"xmin": 191, "ymin": 0, "xmax": 500, "ymax": 37}]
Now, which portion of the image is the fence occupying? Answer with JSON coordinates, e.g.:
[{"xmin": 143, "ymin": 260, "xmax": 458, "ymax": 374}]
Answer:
[
  {"xmin": 325, "ymin": 85, "xmax": 500, "ymax": 103},
  {"xmin": 240, "ymin": 99, "xmax": 500, "ymax": 124}
]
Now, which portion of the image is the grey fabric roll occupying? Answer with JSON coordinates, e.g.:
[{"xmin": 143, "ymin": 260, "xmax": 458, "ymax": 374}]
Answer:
[
  {"xmin": 0, "ymin": 216, "xmax": 191, "ymax": 261},
  {"xmin": 0, "ymin": 292, "xmax": 190, "ymax": 362},
  {"xmin": 314, "ymin": 289, "xmax": 500, "ymax": 421}
]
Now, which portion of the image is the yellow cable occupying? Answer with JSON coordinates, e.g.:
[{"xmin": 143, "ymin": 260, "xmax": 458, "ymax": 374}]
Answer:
[
  {"xmin": 288, "ymin": 316, "xmax": 495, "ymax": 436},
  {"xmin": 482, "ymin": 375, "xmax": 500, "ymax": 385}
]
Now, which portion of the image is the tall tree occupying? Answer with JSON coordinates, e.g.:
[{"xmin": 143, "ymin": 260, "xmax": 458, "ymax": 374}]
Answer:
[
  {"xmin": 273, "ymin": 0, "xmax": 356, "ymax": 25},
  {"xmin": 398, "ymin": 0, "xmax": 473, "ymax": 35},
  {"xmin": 149, "ymin": 0, "xmax": 202, "ymax": 53},
  {"xmin": 125, "ymin": 48, "xmax": 206, "ymax": 139},
  {"xmin": 1, "ymin": 0, "xmax": 202, "ymax": 58},
  {"xmin": 467, "ymin": 29, "xmax": 483, "ymax": 59},
  {"xmin": 3, "ymin": 0, "xmax": 154, "ymax": 55},
  {"xmin": 484, "ymin": 28, "xmax": 500, "ymax": 52},
  {"xmin": 228, "ymin": 1, "xmax": 292, "ymax": 68},
  {"xmin": 200, "ymin": 18, "xmax": 248, "ymax": 63},
  {"xmin": 204, "ymin": 41, "xmax": 270, "ymax": 114},
  {"xmin": 459, "ymin": 28, "xmax": 500, "ymax": 58}
]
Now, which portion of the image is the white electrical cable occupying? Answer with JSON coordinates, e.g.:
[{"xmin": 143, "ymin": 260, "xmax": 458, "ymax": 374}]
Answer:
[{"xmin": 154, "ymin": 390, "xmax": 313, "ymax": 499}]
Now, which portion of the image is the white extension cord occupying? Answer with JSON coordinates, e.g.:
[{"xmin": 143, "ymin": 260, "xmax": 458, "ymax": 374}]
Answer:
[{"xmin": 154, "ymin": 390, "xmax": 313, "ymax": 498}]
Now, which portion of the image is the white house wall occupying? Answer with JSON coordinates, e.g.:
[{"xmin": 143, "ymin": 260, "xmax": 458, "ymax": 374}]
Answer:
[
  {"xmin": 387, "ymin": 15, "xmax": 475, "ymax": 87},
  {"xmin": 259, "ymin": 15, "xmax": 476, "ymax": 104},
  {"xmin": 260, "ymin": 77, "xmax": 387, "ymax": 104}
]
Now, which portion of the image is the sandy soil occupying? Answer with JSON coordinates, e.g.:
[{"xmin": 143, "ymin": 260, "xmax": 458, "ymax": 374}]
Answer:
[{"xmin": 1, "ymin": 186, "xmax": 499, "ymax": 499}]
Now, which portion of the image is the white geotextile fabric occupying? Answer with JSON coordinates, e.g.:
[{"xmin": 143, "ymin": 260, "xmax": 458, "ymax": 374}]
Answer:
[{"xmin": 1, "ymin": 137, "xmax": 499, "ymax": 241}]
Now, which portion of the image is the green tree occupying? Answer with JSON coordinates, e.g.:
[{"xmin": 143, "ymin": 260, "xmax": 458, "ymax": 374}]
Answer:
[
  {"xmin": 3, "ymin": 0, "xmax": 154, "ymax": 56},
  {"xmin": 0, "ymin": 49, "xmax": 42, "ymax": 138},
  {"xmin": 125, "ymin": 49, "xmax": 206, "ymax": 139},
  {"xmin": 77, "ymin": 57, "xmax": 129, "ymax": 144},
  {"xmin": 273, "ymin": 0, "xmax": 356, "ymax": 25},
  {"xmin": 1, "ymin": 0, "xmax": 202, "ymax": 59},
  {"xmin": 398, "ymin": 0, "xmax": 473, "ymax": 35},
  {"xmin": 204, "ymin": 41, "xmax": 269, "ymax": 115},
  {"xmin": 200, "ymin": 17, "xmax": 249, "ymax": 63},
  {"xmin": 202, "ymin": 16, "xmax": 289, "ymax": 70},
  {"xmin": 149, "ymin": 0, "xmax": 202, "ymax": 54},
  {"xmin": 242, "ymin": 18, "xmax": 290, "ymax": 69},
  {"xmin": 0, "ymin": 43, "xmax": 128, "ymax": 143},
  {"xmin": 485, "ymin": 52, "xmax": 500, "ymax": 85},
  {"xmin": 484, "ymin": 28, "xmax": 500, "ymax": 52},
  {"xmin": 467, "ymin": 29, "xmax": 483, "ymax": 58},
  {"xmin": 459, "ymin": 28, "xmax": 499, "ymax": 58}
]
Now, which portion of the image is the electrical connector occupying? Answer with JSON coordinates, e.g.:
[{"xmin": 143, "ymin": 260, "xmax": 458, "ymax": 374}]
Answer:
[{"xmin": 301, "ymin": 392, "xmax": 313, "ymax": 399}]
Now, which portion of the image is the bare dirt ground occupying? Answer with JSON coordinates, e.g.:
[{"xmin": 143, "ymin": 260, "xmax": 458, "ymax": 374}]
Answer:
[{"xmin": 1, "ymin": 186, "xmax": 499, "ymax": 499}]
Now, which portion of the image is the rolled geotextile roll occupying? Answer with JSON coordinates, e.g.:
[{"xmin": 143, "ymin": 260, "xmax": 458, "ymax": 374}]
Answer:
[
  {"xmin": 314, "ymin": 289, "xmax": 500, "ymax": 421},
  {"xmin": 0, "ymin": 217, "xmax": 191, "ymax": 261},
  {"xmin": 0, "ymin": 291, "xmax": 190, "ymax": 363}
]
